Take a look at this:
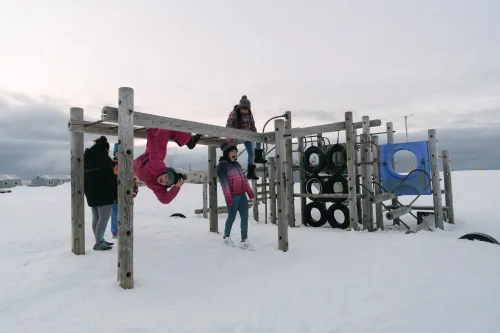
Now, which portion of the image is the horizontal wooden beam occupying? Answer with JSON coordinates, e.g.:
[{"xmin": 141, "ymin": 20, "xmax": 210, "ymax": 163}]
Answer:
[
  {"xmin": 288, "ymin": 119, "xmax": 382, "ymax": 139},
  {"xmin": 68, "ymin": 120, "xmax": 228, "ymax": 146},
  {"xmin": 101, "ymin": 106, "xmax": 276, "ymax": 144}
]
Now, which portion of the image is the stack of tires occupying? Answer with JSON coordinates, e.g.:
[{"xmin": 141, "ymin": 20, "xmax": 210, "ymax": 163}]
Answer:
[{"xmin": 303, "ymin": 144, "xmax": 350, "ymax": 229}]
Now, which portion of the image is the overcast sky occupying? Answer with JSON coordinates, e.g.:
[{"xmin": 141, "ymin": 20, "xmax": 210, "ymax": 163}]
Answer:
[{"xmin": 0, "ymin": 0, "xmax": 499, "ymax": 179}]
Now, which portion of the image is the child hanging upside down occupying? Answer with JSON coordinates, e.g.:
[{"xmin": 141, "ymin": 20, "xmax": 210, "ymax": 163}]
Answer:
[
  {"xmin": 225, "ymin": 95, "xmax": 267, "ymax": 180},
  {"xmin": 217, "ymin": 141, "xmax": 255, "ymax": 250},
  {"xmin": 133, "ymin": 128, "xmax": 201, "ymax": 204}
]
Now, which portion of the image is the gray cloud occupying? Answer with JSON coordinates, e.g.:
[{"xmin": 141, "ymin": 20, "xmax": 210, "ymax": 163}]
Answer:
[{"xmin": 0, "ymin": 92, "xmax": 498, "ymax": 180}]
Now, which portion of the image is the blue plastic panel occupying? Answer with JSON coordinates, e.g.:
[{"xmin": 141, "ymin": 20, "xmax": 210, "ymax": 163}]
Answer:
[{"xmin": 379, "ymin": 141, "xmax": 432, "ymax": 196}]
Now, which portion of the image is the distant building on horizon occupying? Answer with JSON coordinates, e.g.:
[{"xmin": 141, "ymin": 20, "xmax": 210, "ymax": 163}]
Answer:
[
  {"xmin": 0, "ymin": 175, "xmax": 22, "ymax": 189},
  {"xmin": 30, "ymin": 175, "xmax": 71, "ymax": 187}
]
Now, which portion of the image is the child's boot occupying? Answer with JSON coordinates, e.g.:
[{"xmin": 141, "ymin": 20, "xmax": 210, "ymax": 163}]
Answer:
[
  {"xmin": 186, "ymin": 134, "xmax": 202, "ymax": 149},
  {"xmin": 246, "ymin": 164, "xmax": 259, "ymax": 180},
  {"xmin": 254, "ymin": 148, "xmax": 267, "ymax": 164}
]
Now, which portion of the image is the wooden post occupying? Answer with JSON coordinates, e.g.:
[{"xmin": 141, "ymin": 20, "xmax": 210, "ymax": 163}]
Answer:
[
  {"xmin": 70, "ymin": 107, "xmax": 85, "ymax": 255},
  {"xmin": 208, "ymin": 146, "xmax": 218, "ymax": 233},
  {"xmin": 202, "ymin": 177, "xmax": 208, "ymax": 218},
  {"xmin": 284, "ymin": 111, "xmax": 295, "ymax": 227},
  {"xmin": 269, "ymin": 156, "xmax": 277, "ymax": 224},
  {"xmin": 345, "ymin": 112, "xmax": 359, "ymax": 231},
  {"xmin": 262, "ymin": 163, "xmax": 268, "ymax": 224},
  {"xmin": 442, "ymin": 150, "xmax": 454, "ymax": 224},
  {"xmin": 354, "ymin": 128, "xmax": 363, "ymax": 224},
  {"xmin": 297, "ymin": 137, "xmax": 306, "ymax": 226},
  {"xmin": 361, "ymin": 116, "xmax": 374, "ymax": 231},
  {"xmin": 117, "ymin": 87, "xmax": 135, "ymax": 289},
  {"xmin": 317, "ymin": 133, "xmax": 323, "ymax": 148},
  {"xmin": 428, "ymin": 129, "xmax": 444, "ymax": 230},
  {"xmin": 274, "ymin": 119, "xmax": 288, "ymax": 251},
  {"xmin": 386, "ymin": 122, "xmax": 401, "ymax": 225},
  {"xmin": 372, "ymin": 135, "xmax": 384, "ymax": 230},
  {"xmin": 252, "ymin": 180, "xmax": 259, "ymax": 221}
]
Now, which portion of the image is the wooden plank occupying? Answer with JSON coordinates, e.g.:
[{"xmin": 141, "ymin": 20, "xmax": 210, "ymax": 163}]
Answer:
[
  {"xmin": 385, "ymin": 205, "xmax": 451, "ymax": 211},
  {"xmin": 369, "ymin": 192, "xmax": 396, "ymax": 204},
  {"xmin": 195, "ymin": 202, "xmax": 254, "ymax": 215},
  {"xmin": 101, "ymin": 106, "xmax": 275, "ymax": 144},
  {"xmin": 275, "ymin": 119, "xmax": 288, "ymax": 251},
  {"xmin": 442, "ymin": 150, "xmax": 454, "ymax": 224},
  {"xmin": 345, "ymin": 111, "xmax": 359, "ymax": 231},
  {"xmin": 288, "ymin": 119, "xmax": 382, "ymax": 139},
  {"xmin": 68, "ymin": 119, "xmax": 226, "ymax": 146},
  {"xmin": 70, "ymin": 107, "xmax": 85, "ymax": 255},
  {"xmin": 428, "ymin": 129, "xmax": 444, "ymax": 230},
  {"xmin": 268, "ymin": 157, "xmax": 277, "ymax": 225},
  {"xmin": 117, "ymin": 87, "xmax": 135, "ymax": 289},
  {"xmin": 386, "ymin": 206, "xmax": 412, "ymax": 220},
  {"xmin": 208, "ymin": 146, "xmax": 218, "ymax": 233},
  {"xmin": 284, "ymin": 111, "xmax": 295, "ymax": 227}
]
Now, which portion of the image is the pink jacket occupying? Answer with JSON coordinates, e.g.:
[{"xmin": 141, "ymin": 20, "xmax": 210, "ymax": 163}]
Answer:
[{"xmin": 133, "ymin": 128, "xmax": 192, "ymax": 204}]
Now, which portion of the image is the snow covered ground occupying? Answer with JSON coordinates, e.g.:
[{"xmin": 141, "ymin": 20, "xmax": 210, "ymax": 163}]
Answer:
[{"xmin": 1, "ymin": 170, "xmax": 500, "ymax": 333}]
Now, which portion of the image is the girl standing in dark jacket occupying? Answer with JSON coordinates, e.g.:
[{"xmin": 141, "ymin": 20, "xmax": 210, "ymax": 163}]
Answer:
[{"xmin": 83, "ymin": 136, "xmax": 118, "ymax": 251}]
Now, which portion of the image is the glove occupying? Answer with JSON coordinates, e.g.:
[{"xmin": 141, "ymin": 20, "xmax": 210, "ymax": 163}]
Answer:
[{"xmin": 226, "ymin": 138, "xmax": 233, "ymax": 142}]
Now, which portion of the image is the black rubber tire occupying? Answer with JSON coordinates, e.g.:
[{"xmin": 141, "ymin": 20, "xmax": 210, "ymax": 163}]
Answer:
[
  {"xmin": 170, "ymin": 213, "xmax": 186, "ymax": 218},
  {"xmin": 323, "ymin": 173, "xmax": 348, "ymax": 203},
  {"xmin": 325, "ymin": 143, "xmax": 347, "ymax": 174},
  {"xmin": 303, "ymin": 201, "xmax": 328, "ymax": 227},
  {"xmin": 303, "ymin": 146, "xmax": 326, "ymax": 174},
  {"xmin": 305, "ymin": 175, "xmax": 326, "ymax": 202},
  {"xmin": 326, "ymin": 203, "xmax": 350, "ymax": 229},
  {"xmin": 458, "ymin": 232, "xmax": 499, "ymax": 245}
]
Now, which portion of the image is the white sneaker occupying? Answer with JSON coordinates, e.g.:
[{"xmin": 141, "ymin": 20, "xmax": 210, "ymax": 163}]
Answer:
[
  {"xmin": 223, "ymin": 237, "xmax": 236, "ymax": 247},
  {"xmin": 239, "ymin": 240, "xmax": 254, "ymax": 251}
]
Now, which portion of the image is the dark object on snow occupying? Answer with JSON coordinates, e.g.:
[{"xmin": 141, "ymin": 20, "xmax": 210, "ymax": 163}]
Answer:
[
  {"xmin": 83, "ymin": 136, "xmax": 118, "ymax": 207},
  {"xmin": 326, "ymin": 203, "xmax": 350, "ymax": 229},
  {"xmin": 323, "ymin": 173, "xmax": 348, "ymax": 203},
  {"xmin": 325, "ymin": 143, "xmax": 347, "ymax": 174},
  {"xmin": 303, "ymin": 146, "xmax": 325, "ymax": 174},
  {"xmin": 458, "ymin": 232, "xmax": 499, "ymax": 245},
  {"xmin": 303, "ymin": 201, "xmax": 328, "ymax": 227},
  {"xmin": 170, "ymin": 213, "xmax": 186, "ymax": 218}
]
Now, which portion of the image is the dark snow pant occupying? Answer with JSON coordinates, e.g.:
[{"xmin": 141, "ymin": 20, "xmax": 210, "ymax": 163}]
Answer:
[
  {"xmin": 224, "ymin": 194, "xmax": 249, "ymax": 240},
  {"xmin": 91, "ymin": 205, "xmax": 113, "ymax": 245}
]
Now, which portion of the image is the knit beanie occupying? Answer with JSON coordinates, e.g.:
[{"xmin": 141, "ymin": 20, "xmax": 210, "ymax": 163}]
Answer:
[
  {"xmin": 93, "ymin": 136, "xmax": 110, "ymax": 151},
  {"xmin": 220, "ymin": 141, "xmax": 238, "ymax": 159},
  {"xmin": 238, "ymin": 95, "xmax": 251, "ymax": 110},
  {"xmin": 113, "ymin": 143, "xmax": 119, "ymax": 156}
]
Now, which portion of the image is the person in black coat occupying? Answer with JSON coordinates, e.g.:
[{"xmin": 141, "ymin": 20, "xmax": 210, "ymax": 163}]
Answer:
[{"xmin": 83, "ymin": 136, "xmax": 118, "ymax": 251}]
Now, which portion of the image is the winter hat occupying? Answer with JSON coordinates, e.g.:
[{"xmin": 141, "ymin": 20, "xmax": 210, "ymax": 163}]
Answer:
[
  {"xmin": 220, "ymin": 141, "xmax": 238, "ymax": 156},
  {"xmin": 238, "ymin": 95, "xmax": 251, "ymax": 110},
  {"xmin": 93, "ymin": 136, "xmax": 110, "ymax": 151},
  {"xmin": 113, "ymin": 143, "xmax": 119, "ymax": 156}
]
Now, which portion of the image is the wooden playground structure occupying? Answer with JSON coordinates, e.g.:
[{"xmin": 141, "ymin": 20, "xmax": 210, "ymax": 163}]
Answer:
[{"xmin": 68, "ymin": 87, "xmax": 454, "ymax": 289}]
